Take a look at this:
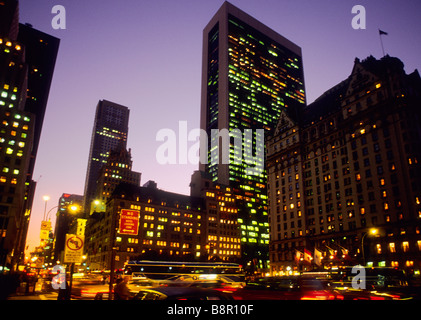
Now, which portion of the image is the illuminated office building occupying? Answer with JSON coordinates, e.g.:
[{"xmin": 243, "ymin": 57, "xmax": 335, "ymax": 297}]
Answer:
[
  {"xmin": 83, "ymin": 100, "xmax": 130, "ymax": 215},
  {"xmin": 200, "ymin": 2, "xmax": 306, "ymax": 267},
  {"xmin": 95, "ymin": 143, "xmax": 141, "ymax": 204},
  {"xmin": 0, "ymin": 1, "xmax": 59, "ymax": 271}
]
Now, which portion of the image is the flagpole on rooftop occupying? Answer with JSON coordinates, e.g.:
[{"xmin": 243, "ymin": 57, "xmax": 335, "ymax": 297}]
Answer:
[{"xmin": 379, "ymin": 29, "xmax": 388, "ymax": 57}]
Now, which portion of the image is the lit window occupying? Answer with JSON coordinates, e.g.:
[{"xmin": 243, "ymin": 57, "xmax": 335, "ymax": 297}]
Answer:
[
  {"xmin": 376, "ymin": 244, "xmax": 382, "ymax": 254},
  {"xmin": 402, "ymin": 241, "xmax": 409, "ymax": 252},
  {"xmin": 389, "ymin": 243, "xmax": 396, "ymax": 253}
]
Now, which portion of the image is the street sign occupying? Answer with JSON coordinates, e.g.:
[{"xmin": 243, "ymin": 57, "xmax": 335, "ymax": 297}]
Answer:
[
  {"xmin": 64, "ymin": 234, "xmax": 84, "ymax": 263},
  {"xmin": 40, "ymin": 220, "xmax": 51, "ymax": 240},
  {"xmin": 118, "ymin": 209, "xmax": 140, "ymax": 235}
]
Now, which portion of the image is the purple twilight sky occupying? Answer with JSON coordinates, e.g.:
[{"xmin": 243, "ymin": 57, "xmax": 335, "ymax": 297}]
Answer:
[{"xmin": 18, "ymin": 0, "xmax": 421, "ymax": 252}]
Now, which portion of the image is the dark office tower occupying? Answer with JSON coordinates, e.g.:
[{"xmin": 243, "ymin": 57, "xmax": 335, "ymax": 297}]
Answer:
[
  {"xmin": 0, "ymin": 1, "xmax": 34, "ymax": 271},
  {"xmin": 200, "ymin": 2, "xmax": 306, "ymax": 268},
  {"xmin": 16, "ymin": 24, "xmax": 59, "ymax": 266},
  {"xmin": 83, "ymin": 100, "xmax": 130, "ymax": 215},
  {"xmin": 0, "ymin": 0, "xmax": 19, "ymax": 41},
  {"xmin": 18, "ymin": 23, "xmax": 60, "ymax": 178}
]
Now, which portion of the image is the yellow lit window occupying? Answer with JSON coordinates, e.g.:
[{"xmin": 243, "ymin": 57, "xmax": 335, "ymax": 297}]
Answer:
[
  {"xmin": 402, "ymin": 241, "xmax": 409, "ymax": 252},
  {"xmin": 389, "ymin": 243, "xmax": 396, "ymax": 253},
  {"xmin": 376, "ymin": 244, "xmax": 382, "ymax": 254}
]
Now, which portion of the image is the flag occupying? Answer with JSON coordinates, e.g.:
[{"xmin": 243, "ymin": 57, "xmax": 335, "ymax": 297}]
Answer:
[
  {"xmin": 326, "ymin": 245, "xmax": 339, "ymax": 261},
  {"xmin": 295, "ymin": 249, "xmax": 302, "ymax": 265},
  {"xmin": 304, "ymin": 249, "xmax": 312, "ymax": 264},
  {"xmin": 341, "ymin": 247, "xmax": 352, "ymax": 261},
  {"xmin": 314, "ymin": 248, "xmax": 323, "ymax": 266},
  {"xmin": 379, "ymin": 29, "xmax": 388, "ymax": 36}
]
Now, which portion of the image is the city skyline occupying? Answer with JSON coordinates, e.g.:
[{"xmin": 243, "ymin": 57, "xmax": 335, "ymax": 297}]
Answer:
[{"xmin": 19, "ymin": 0, "xmax": 421, "ymax": 252}]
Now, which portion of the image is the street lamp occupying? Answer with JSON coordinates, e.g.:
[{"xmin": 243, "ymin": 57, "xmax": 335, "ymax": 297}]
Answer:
[
  {"xmin": 361, "ymin": 228, "xmax": 379, "ymax": 266},
  {"xmin": 43, "ymin": 195, "xmax": 50, "ymax": 220}
]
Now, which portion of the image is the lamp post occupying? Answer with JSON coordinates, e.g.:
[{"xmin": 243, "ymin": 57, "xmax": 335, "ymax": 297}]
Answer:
[
  {"xmin": 361, "ymin": 228, "xmax": 378, "ymax": 266},
  {"xmin": 43, "ymin": 195, "xmax": 50, "ymax": 220}
]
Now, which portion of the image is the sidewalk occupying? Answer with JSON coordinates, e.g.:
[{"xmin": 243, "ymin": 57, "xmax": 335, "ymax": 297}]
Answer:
[{"xmin": 7, "ymin": 291, "xmax": 58, "ymax": 300}]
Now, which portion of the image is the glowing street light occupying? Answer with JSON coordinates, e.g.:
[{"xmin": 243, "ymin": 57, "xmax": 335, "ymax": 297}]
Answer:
[{"xmin": 361, "ymin": 228, "xmax": 379, "ymax": 266}]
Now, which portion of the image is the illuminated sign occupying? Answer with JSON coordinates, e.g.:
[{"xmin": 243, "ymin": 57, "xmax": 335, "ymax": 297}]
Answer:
[
  {"xmin": 119, "ymin": 209, "xmax": 140, "ymax": 236},
  {"xmin": 64, "ymin": 234, "xmax": 84, "ymax": 263}
]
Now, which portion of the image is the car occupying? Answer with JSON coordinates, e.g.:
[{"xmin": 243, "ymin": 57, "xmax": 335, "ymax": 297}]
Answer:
[
  {"xmin": 330, "ymin": 281, "xmax": 413, "ymax": 300},
  {"xmin": 233, "ymin": 276, "xmax": 343, "ymax": 300},
  {"xmin": 131, "ymin": 286, "xmax": 234, "ymax": 300}
]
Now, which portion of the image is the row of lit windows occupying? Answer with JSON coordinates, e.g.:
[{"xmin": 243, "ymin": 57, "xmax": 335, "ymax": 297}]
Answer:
[
  {"xmin": 0, "ymin": 176, "xmax": 18, "ymax": 184},
  {"xmin": 375, "ymin": 241, "xmax": 421, "ymax": 254}
]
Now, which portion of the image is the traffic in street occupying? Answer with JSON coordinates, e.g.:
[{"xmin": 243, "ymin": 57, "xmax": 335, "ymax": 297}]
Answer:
[{"xmin": 5, "ymin": 266, "xmax": 421, "ymax": 301}]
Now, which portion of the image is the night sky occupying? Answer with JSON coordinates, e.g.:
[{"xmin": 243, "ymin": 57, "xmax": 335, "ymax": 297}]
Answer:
[{"xmin": 18, "ymin": 0, "xmax": 421, "ymax": 252}]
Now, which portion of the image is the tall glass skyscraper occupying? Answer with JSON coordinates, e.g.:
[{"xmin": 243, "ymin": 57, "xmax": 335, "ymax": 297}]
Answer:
[
  {"xmin": 200, "ymin": 2, "xmax": 306, "ymax": 267},
  {"xmin": 83, "ymin": 100, "xmax": 129, "ymax": 215}
]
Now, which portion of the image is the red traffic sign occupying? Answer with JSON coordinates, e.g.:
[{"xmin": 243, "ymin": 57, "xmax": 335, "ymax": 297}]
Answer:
[{"xmin": 119, "ymin": 209, "xmax": 140, "ymax": 235}]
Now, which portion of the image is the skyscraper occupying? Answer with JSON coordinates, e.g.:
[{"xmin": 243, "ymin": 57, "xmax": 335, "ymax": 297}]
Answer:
[
  {"xmin": 17, "ymin": 23, "xmax": 59, "ymax": 265},
  {"xmin": 0, "ymin": 1, "xmax": 59, "ymax": 271},
  {"xmin": 83, "ymin": 100, "xmax": 130, "ymax": 215},
  {"xmin": 200, "ymin": 2, "xmax": 306, "ymax": 267}
]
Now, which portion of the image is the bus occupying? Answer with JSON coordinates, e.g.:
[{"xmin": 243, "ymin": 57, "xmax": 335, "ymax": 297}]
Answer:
[{"xmin": 123, "ymin": 260, "xmax": 245, "ymax": 282}]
